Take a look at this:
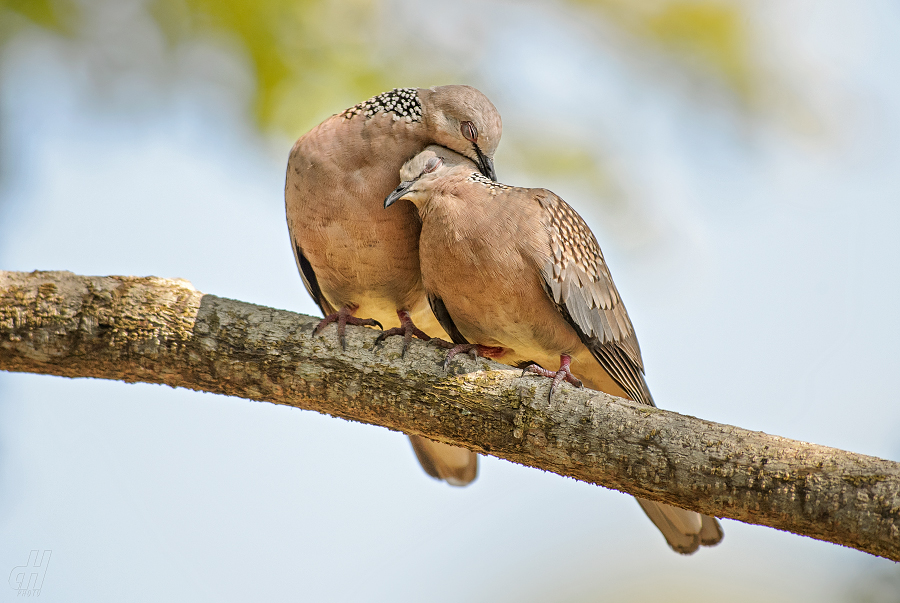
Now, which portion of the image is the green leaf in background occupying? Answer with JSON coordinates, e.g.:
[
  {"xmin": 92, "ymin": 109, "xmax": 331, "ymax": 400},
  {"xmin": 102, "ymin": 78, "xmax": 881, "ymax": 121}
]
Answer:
[
  {"xmin": 571, "ymin": 0, "xmax": 754, "ymax": 101},
  {"xmin": 0, "ymin": 0, "xmax": 78, "ymax": 35},
  {"xmin": 0, "ymin": 0, "xmax": 791, "ymax": 216},
  {"xmin": 148, "ymin": 0, "xmax": 395, "ymax": 134},
  {"xmin": 645, "ymin": 2, "xmax": 751, "ymax": 97},
  {"xmin": 1, "ymin": 0, "xmax": 760, "ymax": 134}
]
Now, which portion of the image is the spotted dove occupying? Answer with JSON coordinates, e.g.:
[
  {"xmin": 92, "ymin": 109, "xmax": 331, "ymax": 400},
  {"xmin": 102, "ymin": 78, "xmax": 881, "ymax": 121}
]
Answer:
[
  {"xmin": 384, "ymin": 146, "xmax": 724, "ymax": 554},
  {"xmin": 285, "ymin": 86, "xmax": 502, "ymax": 487}
]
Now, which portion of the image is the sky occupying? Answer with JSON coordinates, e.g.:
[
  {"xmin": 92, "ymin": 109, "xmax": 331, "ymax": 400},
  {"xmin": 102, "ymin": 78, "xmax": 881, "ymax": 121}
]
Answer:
[{"xmin": 1, "ymin": 1, "xmax": 899, "ymax": 601}]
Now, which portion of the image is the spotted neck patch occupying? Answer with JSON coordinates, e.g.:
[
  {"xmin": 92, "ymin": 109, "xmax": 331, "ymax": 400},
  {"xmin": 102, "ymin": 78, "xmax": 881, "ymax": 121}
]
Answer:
[
  {"xmin": 467, "ymin": 172, "xmax": 511, "ymax": 194},
  {"xmin": 340, "ymin": 88, "xmax": 423, "ymax": 122}
]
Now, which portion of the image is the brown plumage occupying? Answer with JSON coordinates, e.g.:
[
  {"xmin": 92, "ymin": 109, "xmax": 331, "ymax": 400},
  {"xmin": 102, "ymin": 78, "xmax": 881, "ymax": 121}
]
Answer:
[
  {"xmin": 285, "ymin": 87, "xmax": 503, "ymax": 486},
  {"xmin": 385, "ymin": 146, "xmax": 724, "ymax": 554}
]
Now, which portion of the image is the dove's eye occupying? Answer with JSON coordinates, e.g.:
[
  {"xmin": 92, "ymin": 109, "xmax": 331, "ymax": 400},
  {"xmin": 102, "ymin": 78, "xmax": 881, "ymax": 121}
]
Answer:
[{"xmin": 460, "ymin": 121, "xmax": 478, "ymax": 143}]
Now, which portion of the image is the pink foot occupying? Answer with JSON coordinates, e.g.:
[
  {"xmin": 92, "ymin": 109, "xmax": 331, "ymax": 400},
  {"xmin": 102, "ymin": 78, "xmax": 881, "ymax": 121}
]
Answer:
[
  {"xmin": 429, "ymin": 341, "xmax": 506, "ymax": 371},
  {"xmin": 521, "ymin": 354, "xmax": 583, "ymax": 402},
  {"xmin": 313, "ymin": 306, "xmax": 383, "ymax": 350},
  {"xmin": 372, "ymin": 310, "xmax": 432, "ymax": 357}
]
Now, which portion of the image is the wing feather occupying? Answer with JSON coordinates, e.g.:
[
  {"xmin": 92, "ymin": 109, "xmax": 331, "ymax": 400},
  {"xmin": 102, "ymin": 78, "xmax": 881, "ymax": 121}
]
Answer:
[
  {"xmin": 427, "ymin": 294, "xmax": 470, "ymax": 345},
  {"xmin": 292, "ymin": 242, "xmax": 335, "ymax": 317},
  {"xmin": 533, "ymin": 191, "xmax": 654, "ymax": 407}
]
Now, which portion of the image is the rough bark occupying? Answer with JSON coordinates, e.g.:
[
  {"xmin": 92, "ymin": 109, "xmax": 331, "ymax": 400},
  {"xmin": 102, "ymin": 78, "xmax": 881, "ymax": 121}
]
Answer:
[{"xmin": 1, "ymin": 270, "xmax": 898, "ymax": 560}]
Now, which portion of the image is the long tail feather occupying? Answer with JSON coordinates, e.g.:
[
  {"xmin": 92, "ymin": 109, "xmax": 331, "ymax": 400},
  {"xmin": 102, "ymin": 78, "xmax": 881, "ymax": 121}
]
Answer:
[
  {"xmin": 408, "ymin": 436, "xmax": 477, "ymax": 487},
  {"xmin": 636, "ymin": 498, "xmax": 723, "ymax": 554}
]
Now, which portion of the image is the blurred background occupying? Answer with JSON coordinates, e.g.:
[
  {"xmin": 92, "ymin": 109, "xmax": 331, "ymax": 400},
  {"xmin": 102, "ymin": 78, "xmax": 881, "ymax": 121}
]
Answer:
[{"xmin": 1, "ymin": 0, "xmax": 899, "ymax": 600}]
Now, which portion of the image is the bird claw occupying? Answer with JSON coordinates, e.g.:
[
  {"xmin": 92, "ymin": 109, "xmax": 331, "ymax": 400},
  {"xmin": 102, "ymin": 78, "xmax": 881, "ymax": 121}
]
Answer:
[
  {"xmin": 438, "ymin": 344, "xmax": 504, "ymax": 372},
  {"xmin": 441, "ymin": 344, "xmax": 481, "ymax": 372},
  {"xmin": 371, "ymin": 310, "xmax": 431, "ymax": 357},
  {"xmin": 521, "ymin": 355, "xmax": 582, "ymax": 403},
  {"xmin": 313, "ymin": 307, "xmax": 382, "ymax": 350}
]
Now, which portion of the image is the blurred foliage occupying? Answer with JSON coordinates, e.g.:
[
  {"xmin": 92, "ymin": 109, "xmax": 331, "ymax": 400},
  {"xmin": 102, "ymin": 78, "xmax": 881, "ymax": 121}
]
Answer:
[
  {"xmin": 0, "ymin": 0, "xmax": 77, "ymax": 35},
  {"xmin": 0, "ymin": 0, "xmax": 395, "ymax": 134},
  {"xmin": 0, "ymin": 0, "xmax": 768, "ymax": 227},
  {"xmin": 0, "ymin": 0, "xmax": 759, "ymax": 136},
  {"xmin": 504, "ymin": 138, "xmax": 616, "ymax": 195},
  {"xmin": 147, "ymin": 0, "xmax": 393, "ymax": 133},
  {"xmin": 572, "ymin": 0, "xmax": 754, "ymax": 100}
]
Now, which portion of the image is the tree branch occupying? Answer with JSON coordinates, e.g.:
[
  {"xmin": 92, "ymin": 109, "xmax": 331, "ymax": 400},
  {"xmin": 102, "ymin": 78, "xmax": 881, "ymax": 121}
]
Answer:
[{"xmin": 1, "ymin": 270, "xmax": 898, "ymax": 560}]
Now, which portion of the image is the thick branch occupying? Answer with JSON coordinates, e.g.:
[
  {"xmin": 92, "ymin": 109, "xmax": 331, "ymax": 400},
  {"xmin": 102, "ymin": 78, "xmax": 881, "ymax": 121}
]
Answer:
[{"xmin": 1, "ymin": 270, "xmax": 898, "ymax": 560}]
